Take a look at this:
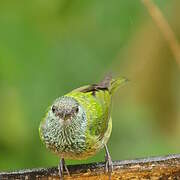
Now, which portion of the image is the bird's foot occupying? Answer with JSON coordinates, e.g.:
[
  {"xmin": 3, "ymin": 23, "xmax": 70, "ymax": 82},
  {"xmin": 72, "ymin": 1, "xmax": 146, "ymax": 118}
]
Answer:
[
  {"xmin": 58, "ymin": 158, "xmax": 70, "ymax": 180},
  {"xmin": 104, "ymin": 144, "xmax": 113, "ymax": 180}
]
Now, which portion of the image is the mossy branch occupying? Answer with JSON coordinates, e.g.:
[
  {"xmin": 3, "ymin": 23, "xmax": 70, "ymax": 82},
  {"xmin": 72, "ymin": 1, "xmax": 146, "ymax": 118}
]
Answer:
[{"xmin": 1, "ymin": 154, "xmax": 180, "ymax": 179}]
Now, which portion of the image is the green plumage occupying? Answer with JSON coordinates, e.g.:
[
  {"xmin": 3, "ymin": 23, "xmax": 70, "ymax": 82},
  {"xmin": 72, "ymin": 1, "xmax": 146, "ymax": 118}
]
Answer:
[{"xmin": 39, "ymin": 76, "xmax": 127, "ymax": 160}]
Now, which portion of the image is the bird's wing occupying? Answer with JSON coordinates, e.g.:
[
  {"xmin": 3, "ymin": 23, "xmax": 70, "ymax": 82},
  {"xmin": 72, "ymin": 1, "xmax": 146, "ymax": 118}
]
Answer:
[
  {"xmin": 68, "ymin": 75, "xmax": 127, "ymax": 140},
  {"xmin": 68, "ymin": 80, "xmax": 111, "ymax": 141},
  {"xmin": 67, "ymin": 88, "xmax": 111, "ymax": 142}
]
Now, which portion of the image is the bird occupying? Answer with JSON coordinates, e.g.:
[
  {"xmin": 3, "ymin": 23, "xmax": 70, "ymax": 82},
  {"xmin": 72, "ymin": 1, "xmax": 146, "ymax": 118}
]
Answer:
[{"xmin": 39, "ymin": 75, "xmax": 127, "ymax": 180}]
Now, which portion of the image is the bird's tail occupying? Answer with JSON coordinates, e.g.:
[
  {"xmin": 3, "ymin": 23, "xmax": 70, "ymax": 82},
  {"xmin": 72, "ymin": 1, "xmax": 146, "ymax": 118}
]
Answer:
[
  {"xmin": 99, "ymin": 75, "xmax": 128, "ymax": 95},
  {"xmin": 109, "ymin": 77, "xmax": 128, "ymax": 94}
]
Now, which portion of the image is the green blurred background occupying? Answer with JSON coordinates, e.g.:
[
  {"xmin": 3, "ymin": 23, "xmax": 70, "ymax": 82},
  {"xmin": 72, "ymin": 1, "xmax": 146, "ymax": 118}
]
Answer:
[{"xmin": 0, "ymin": 0, "xmax": 180, "ymax": 171}]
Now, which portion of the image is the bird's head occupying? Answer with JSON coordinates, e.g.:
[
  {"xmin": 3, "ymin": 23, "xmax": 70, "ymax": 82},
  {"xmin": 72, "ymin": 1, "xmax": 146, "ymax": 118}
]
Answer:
[{"xmin": 50, "ymin": 96, "xmax": 81, "ymax": 126}]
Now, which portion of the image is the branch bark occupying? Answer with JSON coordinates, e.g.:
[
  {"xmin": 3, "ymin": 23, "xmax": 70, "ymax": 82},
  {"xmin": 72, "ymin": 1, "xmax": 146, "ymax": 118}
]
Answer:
[{"xmin": 1, "ymin": 154, "xmax": 180, "ymax": 179}]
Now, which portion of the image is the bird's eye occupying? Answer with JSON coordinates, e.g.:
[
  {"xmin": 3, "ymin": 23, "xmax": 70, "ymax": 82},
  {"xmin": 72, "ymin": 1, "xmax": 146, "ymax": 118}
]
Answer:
[
  {"xmin": 52, "ymin": 105, "xmax": 56, "ymax": 113},
  {"xmin": 75, "ymin": 107, "xmax": 79, "ymax": 113}
]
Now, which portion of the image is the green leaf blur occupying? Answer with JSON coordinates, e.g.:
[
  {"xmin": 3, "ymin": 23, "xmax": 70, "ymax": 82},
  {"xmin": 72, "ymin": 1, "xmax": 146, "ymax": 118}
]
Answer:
[{"xmin": 0, "ymin": 0, "xmax": 180, "ymax": 171}]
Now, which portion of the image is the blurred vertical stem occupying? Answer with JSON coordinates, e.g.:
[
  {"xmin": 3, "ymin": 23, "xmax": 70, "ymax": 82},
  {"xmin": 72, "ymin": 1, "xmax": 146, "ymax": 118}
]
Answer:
[
  {"xmin": 141, "ymin": 0, "xmax": 180, "ymax": 68},
  {"xmin": 119, "ymin": 0, "xmax": 180, "ymax": 135}
]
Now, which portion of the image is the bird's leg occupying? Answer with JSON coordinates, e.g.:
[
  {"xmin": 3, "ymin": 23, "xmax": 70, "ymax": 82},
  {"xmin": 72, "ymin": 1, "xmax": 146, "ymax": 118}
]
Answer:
[
  {"xmin": 58, "ymin": 158, "xmax": 70, "ymax": 180},
  {"xmin": 104, "ymin": 144, "xmax": 113, "ymax": 180},
  {"xmin": 62, "ymin": 158, "xmax": 70, "ymax": 176},
  {"xmin": 58, "ymin": 158, "xmax": 64, "ymax": 180}
]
